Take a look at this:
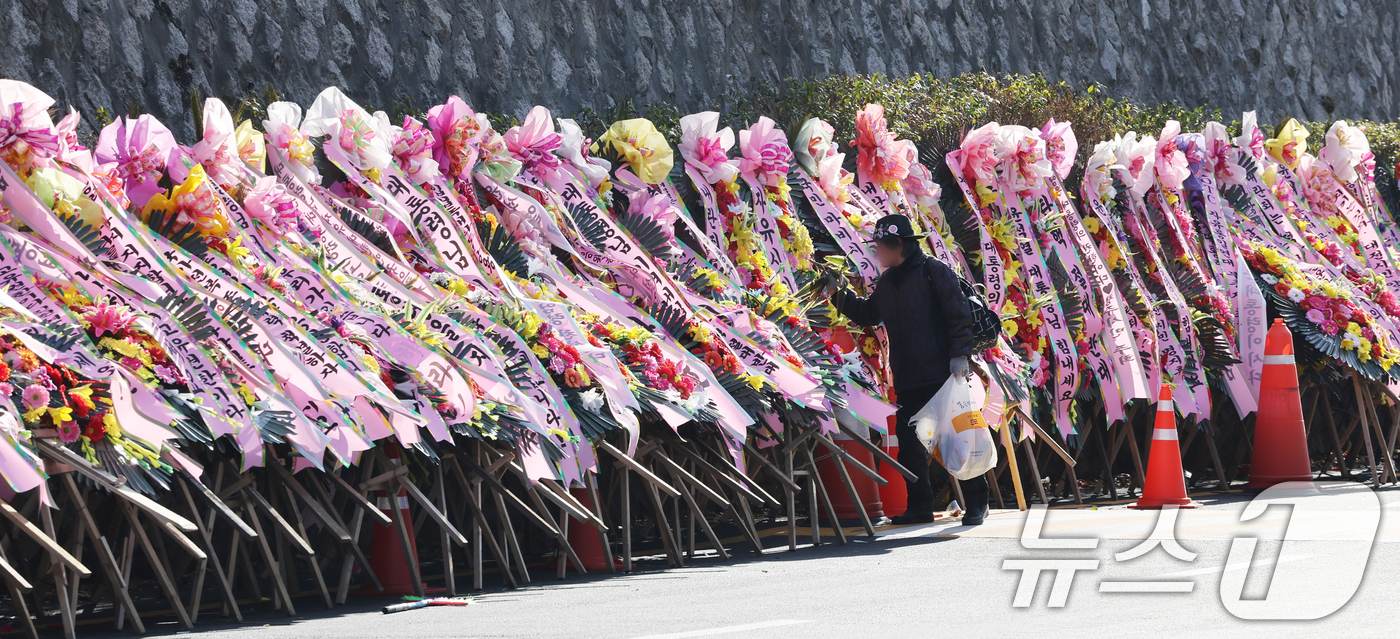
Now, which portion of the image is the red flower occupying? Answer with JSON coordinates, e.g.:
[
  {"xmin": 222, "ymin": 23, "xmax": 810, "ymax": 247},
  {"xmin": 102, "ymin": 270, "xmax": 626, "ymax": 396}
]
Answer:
[
  {"xmin": 704, "ymin": 351, "xmax": 724, "ymax": 369},
  {"xmin": 0, "ymin": 361, "xmax": 12, "ymax": 382},
  {"xmin": 563, "ymin": 367, "xmax": 589, "ymax": 388},
  {"xmin": 82, "ymin": 415, "xmax": 105, "ymax": 441}
]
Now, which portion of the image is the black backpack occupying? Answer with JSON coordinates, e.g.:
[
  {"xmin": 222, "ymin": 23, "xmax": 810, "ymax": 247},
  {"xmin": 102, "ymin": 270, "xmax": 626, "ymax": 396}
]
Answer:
[{"xmin": 924, "ymin": 260, "xmax": 1002, "ymax": 354}]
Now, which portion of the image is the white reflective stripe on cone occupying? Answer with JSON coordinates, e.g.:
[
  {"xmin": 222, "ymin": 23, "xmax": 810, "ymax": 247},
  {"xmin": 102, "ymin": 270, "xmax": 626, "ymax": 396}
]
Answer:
[
  {"xmin": 377, "ymin": 496, "xmax": 410, "ymax": 510},
  {"xmin": 1264, "ymin": 354, "xmax": 1295, "ymax": 365},
  {"xmin": 1157, "ymin": 400, "xmax": 1174, "ymax": 412},
  {"xmin": 1152, "ymin": 429, "xmax": 1178, "ymax": 441}
]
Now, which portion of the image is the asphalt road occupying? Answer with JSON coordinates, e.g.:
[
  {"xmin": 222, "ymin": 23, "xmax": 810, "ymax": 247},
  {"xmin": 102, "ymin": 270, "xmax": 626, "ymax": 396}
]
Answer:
[{"xmin": 91, "ymin": 485, "xmax": 1400, "ymax": 639}]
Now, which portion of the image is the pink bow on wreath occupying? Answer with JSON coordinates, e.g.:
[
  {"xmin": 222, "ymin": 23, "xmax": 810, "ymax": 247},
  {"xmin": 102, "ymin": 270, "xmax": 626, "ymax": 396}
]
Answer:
[
  {"xmin": 1037, "ymin": 117, "xmax": 1078, "ymax": 181},
  {"xmin": 392, "ymin": 116, "xmax": 439, "ymax": 183},
  {"xmin": 339, "ymin": 110, "xmax": 377, "ymax": 154},
  {"xmin": 738, "ymin": 116, "xmax": 793, "ymax": 188},
  {"xmin": 173, "ymin": 98, "xmax": 241, "ymax": 188},
  {"xmin": 426, "ymin": 96, "xmax": 486, "ymax": 182},
  {"xmin": 94, "ymin": 114, "xmax": 179, "ymax": 209},
  {"xmin": 503, "ymin": 106, "xmax": 564, "ymax": 179},
  {"xmin": 0, "ymin": 102, "xmax": 61, "ymax": 162}
]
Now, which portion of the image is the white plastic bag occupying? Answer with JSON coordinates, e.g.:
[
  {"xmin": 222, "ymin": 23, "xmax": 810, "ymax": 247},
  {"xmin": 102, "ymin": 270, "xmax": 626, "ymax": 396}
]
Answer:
[{"xmin": 911, "ymin": 374, "xmax": 998, "ymax": 480}]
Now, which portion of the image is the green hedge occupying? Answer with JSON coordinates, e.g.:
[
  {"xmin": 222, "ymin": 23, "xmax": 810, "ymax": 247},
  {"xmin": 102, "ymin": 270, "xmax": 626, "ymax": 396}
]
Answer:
[{"xmin": 571, "ymin": 72, "xmax": 1400, "ymax": 209}]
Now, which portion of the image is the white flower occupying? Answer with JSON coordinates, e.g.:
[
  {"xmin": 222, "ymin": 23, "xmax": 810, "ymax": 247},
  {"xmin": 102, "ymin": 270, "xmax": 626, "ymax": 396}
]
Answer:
[
  {"xmin": 1113, "ymin": 132, "xmax": 1157, "ymax": 197},
  {"xmin": 1287, "ymin": 288, "xmax": 1306, "ymax": 303},
  {"xmin": 556, "ymin": 117, "xmax": 612, "ymax": 189},
  {"xmin": 1083, "ymin": 140, "xmax": 1122, "ymax": 202},
  {"xmin": 1261, "ymin": 274, "xmax": 1278, "ymax": 284},
  {"xmin": 682, "ymin": 389, "xmax": 709, "ymax": 413},
  {"xmin": 526, "ymin": 256, "xmax": 545, "ymax": 276},
  {"xmin": 579, "ymin": 388, "xmax": 605, "ymax": 415},
  {"xmin": 1236, "ymin": 111, "xmax": 1264, "ymax": 160},
  {"xmin": 1342, "ymin": 333, "xmax": 1358, "ymax": 349},
  {"xmin": 1319, "ymin": 120, "xmax": 1371, "ymax": 183}
]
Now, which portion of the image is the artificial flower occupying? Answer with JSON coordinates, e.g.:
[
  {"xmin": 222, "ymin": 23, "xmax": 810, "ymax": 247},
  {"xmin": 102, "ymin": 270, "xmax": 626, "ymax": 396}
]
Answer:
[
  {"xmin": 793, "ymin": 117, "xmax": 837, "ymax": 175},
  {"xmin": 82, "ymin": 302, "xmax": 136, "ymax": 338},
  {"xmin": 426, "ymin": 95, "xmax": 487, "ymax": 182},
  {"xmin": 94, "ymin": 114, "xmax": 180, "ymax": 208},
  {"xmin": 174, "ymin": 97, "xmax": 242, "ymax": 187},
  {"xmin": 995, "ymin": 125, "xmax": 1053, "ymax": 194},
  {"xmin": 852, "ymin": 104, "xmax": 915, "ymax": 189},
  {"xmin": 902, "ymin": 162, "xmax": 941, "ymax": 208},
  {"xmin": 678, "ymin": 112, "xmax": 738, "ymax": 184},
  {"xmin": 0, "ymin": 80, "xmax": 61, "ymax": 173},
  {"xmin": 1265, "ymin": 119, "xmax": 1308, "ymax": 170},
  {"xmin": 595, "ymin": 118, "xmax": 674, "ymax": 184},
  {"xmin": 263, "ymin": 101, "xmax": 320, "ymax": 184},
  {"xmin": 960, "ymin": 122, "xmax": 1002, "ymax": 185},
  {"xmin": 503, "ymin": 105, "xmax": 564, "ymax": 180},
  {"xmin": 555, "ymin": 118, "xmax": 611, "ymax": 189},
  {"xmin": 389, "ymin": 116, "xmax": 440, "ymax": 183},
  {"xmin": 300, "ymin": 87, "xmax": 393, "ymax": 174},
  {"xmin": 738, "ymin": 117, "xmax": 793, "ymax": 190},
  {"xmin": 629, "ymin": 191, "xmax": 679, "ymax": 242},
  {"xmin": 1037, "ymin": 117, "xmax": 1078, "ymax": 180},
  {"xmin": 1113, "ymin": 132, "xmax": 1157, "ymax": 197},
  {"xmin": 1153, "ymin": 120, "xmax": 1191, "ymax": 190},
  {"xmin": 1202, "ymin": 121, "xmax": 1246, "ymax": 184},
  {"xmin": 1083, "ymin": 139, "xmax": 1121, "ymax": 201},
  {"xmin": 243, "ymin": 176, "xmax": 303, "ymax": 236},
  {"xmin": 234, "ymin": 119, "xmax": 266, "ymax": 172},
  {"xmin": 1236, "ymin": 110, "xmax": 1266, "ymax": 160},
  {"xmin": 141, "ymin": 164, "xmax": 231, "ymax": 237},
  {"xmin": 816, "ymin": 152, "xmax": 854, "ymax": 205},
  {"xmin": 1318, "ymin": 120, "xmax": 1370, "ymax": 183},
  {"xmin": 21, "ymin": 385, "xmax": 48, "ymax": 410}
]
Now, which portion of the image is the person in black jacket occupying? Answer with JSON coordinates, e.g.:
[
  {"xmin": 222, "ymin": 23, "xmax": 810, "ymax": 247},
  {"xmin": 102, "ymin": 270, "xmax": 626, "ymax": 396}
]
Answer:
[{"xmin": 819, "ymin": 214, "xmax": 990, "ymax": 526}]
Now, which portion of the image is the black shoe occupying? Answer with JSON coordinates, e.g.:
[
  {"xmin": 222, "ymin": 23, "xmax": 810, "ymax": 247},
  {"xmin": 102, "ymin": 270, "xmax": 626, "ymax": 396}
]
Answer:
[
  {"xmin": 961, "ymin": 505, "xmax": 988, "ymax": 526},
  {"xmin": 891, "ymin": 511, "xmax": 936, "ymax": 525}
]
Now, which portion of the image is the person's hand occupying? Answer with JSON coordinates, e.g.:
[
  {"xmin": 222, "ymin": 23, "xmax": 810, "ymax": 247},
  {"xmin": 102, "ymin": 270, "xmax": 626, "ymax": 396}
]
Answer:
[{"xmin": 950, "ymin": 356, "xmax": 970, "ymax": 379}]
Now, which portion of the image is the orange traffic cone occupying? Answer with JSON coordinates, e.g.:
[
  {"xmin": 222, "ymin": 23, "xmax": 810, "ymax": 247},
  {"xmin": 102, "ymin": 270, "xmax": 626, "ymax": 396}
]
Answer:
[
  {"xmin": 877, "ymin": 391, "xmax": 907, "ymax": 514},
  {"xmin": 1132, "ymin": 384, "xmax": 1197, "ymax": 509},
  {"xmin": 358, "ymin": 450, "xmax": 442, "ymax": 596},
  {"xmin": 567, "ymin": 488, "xmax": 620, "ymax": 571},
  {"xmin": 1246, "ymin": 319, "xmax": 1313, "ymax": 490}
]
